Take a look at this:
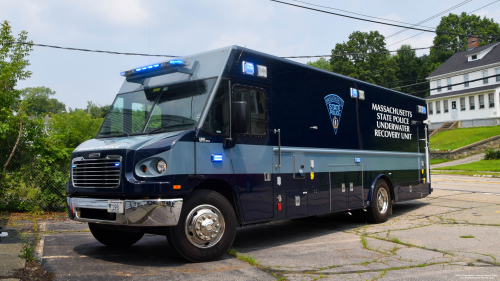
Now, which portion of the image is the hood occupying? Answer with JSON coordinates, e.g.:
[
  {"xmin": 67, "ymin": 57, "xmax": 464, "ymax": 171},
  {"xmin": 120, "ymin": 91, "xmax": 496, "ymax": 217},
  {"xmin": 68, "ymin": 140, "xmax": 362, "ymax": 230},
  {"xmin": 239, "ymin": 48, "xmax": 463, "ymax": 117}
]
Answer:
[{"xmin": 73, "ymin": 131, "xmax": 186, "ymax": 153}]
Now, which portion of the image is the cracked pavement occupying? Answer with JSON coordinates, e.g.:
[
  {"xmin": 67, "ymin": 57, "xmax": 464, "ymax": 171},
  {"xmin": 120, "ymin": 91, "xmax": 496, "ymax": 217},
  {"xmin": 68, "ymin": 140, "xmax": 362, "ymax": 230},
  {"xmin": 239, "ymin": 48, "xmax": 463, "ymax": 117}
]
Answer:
[{"xmin": 38, "ymin": 175, "xmax": 500, "ymax": 280}]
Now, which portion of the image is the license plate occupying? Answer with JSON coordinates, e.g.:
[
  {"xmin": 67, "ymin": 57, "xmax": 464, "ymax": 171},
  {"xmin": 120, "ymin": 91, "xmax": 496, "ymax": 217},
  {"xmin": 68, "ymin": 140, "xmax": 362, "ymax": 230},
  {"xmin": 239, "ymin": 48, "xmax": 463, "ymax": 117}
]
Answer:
[{"xmin": 107, "ymin": 200, "xmax": 124, "ymax": 213}]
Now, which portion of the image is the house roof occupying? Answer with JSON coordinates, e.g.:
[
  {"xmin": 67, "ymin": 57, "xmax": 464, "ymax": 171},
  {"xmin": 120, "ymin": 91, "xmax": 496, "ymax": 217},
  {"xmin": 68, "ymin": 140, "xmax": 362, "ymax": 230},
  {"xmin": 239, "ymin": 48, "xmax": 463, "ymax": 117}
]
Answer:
[
  {"xmin": 424, "ymin": 83, "xmax": 500, "ymax": 100},
  {"xmin": 428, "ymin": 42, "xmax": 500, "ymax": 78}
]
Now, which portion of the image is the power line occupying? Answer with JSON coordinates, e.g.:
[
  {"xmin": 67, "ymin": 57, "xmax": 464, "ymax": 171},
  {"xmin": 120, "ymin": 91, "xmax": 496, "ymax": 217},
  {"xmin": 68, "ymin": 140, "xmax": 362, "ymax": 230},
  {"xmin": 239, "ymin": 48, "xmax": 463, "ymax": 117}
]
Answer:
[
  {"xmin": 385, "ymin": 0, "xmax": 474, "ymax": 39},
  {"xmin": 291, "ymin": 0, "xmax": 436, "ymax": 30},
  {"xmin": 282, "ymin": 39, "xmax": 470, "ymax": 59},
  {"xmin": 387, "ymin": 0, "xmax": 500, "ymax": 47},
  {"xmin": 408, "ymin": 73, "xmax": 500, "ymax": 95},
  {"xmin": 270, "ymin": 0, "xmax": 499, "ymax": 42},
  {"xmin": 392, "ymin": 80, "xmax": 429, "ymax": 89},
  {"xmin": 0, "ymin": 41, "xmax": 178, "ymax": 57}
]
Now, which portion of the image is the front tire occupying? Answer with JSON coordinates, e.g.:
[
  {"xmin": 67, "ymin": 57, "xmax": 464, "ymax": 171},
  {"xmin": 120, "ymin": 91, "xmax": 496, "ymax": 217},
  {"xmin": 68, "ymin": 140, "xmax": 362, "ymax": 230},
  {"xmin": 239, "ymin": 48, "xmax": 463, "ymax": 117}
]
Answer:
[
  {"xmin": 88, "ymin": 223, "xmax": 144, "ymax": 247},
  {"xmin": 365, "ymin": 180, "xmax": 391, "ymax": 224},
  {"xmin": 168, "ymin": 190, "xmax": 237, "ymax": 262}
]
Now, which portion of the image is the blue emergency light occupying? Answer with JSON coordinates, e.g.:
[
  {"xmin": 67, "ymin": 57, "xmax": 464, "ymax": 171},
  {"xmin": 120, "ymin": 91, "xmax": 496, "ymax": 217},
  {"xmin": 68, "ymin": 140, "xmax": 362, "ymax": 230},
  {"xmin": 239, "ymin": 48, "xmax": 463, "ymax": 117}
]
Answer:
[
  {"xmin": 120, "ymin": 59, "xmax": 188, "ymax": 77},
  {"xmin": 211, "ymin": 154, "xmax": 223, "ymax": 162},
  {"xmin": 115, "ymin": 163, "xmax": 120, "ymax": 167},
  {"xmin": 350, "ymin": 88, "xmax": 358, "ymax": 98},
  {"xmin": 72, "ymin": 165, "xmax": 76, "ymax": 168},
  {"xmin": 354, "ymin": 157, "xmax": 361, "ymax": 163},
  {"xmin": 422, "ymin": 107, "xmax": 427, "ymax": 114},
  {"xmin": 242, "ymin": 61, "xmax": 254, "ymax": 75}
]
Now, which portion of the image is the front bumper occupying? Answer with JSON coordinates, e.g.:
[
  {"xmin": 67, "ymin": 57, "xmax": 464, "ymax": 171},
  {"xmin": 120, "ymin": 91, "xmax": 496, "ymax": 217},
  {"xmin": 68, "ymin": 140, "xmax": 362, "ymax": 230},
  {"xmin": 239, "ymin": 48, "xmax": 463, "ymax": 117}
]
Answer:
[{"xmin": 67, "ymin": 197, "xmax": 183, "ymax": 226}]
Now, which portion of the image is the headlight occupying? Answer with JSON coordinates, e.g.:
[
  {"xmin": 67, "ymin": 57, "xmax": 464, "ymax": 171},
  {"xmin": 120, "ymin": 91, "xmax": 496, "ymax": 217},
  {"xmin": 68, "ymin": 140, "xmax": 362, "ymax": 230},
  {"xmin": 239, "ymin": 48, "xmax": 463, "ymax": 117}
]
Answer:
[{"xmin": 156, "ymin": 160, "xmax": 167, "ymax": 174}]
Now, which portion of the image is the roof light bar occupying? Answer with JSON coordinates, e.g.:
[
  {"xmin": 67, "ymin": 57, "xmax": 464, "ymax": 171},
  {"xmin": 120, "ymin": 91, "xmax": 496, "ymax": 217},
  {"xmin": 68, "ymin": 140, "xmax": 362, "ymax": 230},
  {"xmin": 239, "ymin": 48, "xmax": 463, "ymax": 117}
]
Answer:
[{"xmin": 120, "ymin": 59, "xmax": 189, "ymax": 77}]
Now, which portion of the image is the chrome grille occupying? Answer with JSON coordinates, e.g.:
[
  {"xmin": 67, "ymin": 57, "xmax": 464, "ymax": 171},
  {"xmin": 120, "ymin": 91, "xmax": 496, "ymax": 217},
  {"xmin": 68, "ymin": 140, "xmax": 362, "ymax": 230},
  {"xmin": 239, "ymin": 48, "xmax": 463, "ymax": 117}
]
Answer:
[{"xmin": 72, "ymin": 156, "xmax": 121, "ymax": 188}]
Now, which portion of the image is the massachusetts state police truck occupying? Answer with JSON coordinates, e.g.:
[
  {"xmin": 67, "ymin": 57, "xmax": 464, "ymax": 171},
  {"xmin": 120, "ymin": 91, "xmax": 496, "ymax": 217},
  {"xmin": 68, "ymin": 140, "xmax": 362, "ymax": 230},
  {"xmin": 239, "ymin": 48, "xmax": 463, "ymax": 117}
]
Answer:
[{"xmin": 66, "ymin": 46, "xmax": 431, "ymax": 262}]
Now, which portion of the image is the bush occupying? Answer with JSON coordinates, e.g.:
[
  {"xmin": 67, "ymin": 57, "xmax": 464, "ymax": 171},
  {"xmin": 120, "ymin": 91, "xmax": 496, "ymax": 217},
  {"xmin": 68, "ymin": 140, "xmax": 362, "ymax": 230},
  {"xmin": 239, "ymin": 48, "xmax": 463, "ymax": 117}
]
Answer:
[{"xmin": 484, "ymin": 149, "xmax": 500, "ymax": 160}]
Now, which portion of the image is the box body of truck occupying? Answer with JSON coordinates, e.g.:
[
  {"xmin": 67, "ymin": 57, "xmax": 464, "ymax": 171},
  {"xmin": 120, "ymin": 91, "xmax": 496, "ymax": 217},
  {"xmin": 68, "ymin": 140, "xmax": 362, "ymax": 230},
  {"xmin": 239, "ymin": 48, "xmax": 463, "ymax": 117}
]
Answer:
[{"xmin": 66, "ymin": 46, "xmax": 431, "ymax": 261}]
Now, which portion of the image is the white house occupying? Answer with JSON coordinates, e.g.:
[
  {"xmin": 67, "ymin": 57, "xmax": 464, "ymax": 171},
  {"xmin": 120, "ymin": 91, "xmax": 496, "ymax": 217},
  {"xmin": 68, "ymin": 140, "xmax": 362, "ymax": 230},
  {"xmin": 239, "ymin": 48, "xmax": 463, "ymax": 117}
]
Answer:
[{"xmin": 425, "ymin": 37, "xmax": 500, "ymax": 130}]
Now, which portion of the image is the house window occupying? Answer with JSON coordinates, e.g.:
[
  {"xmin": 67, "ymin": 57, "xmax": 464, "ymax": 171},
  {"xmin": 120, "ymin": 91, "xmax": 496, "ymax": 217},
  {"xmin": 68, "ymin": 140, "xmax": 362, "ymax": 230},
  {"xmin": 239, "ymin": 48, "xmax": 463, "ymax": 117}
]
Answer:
[
  {"xmin": 479, "ymin": 95, "xmax": 485, "ymax": 109},
  {"xmin": 496, "ymin": 68, "xmax": 500, "ymax": 82},
  {"xmin": 489, "ymin": 93, "xmax": 495, "ymax": 108},
  {"xmin": 444, "ymin": 100, "xmax": 449, "ymax": 113},
  {"xmin": 437, "ymin": 80, "xmax": 442, "ymax": 92},
  {"xmin": 436, "ymin": 101, "xmax": 441, "ymax": 114},
  {"xmin": 464, "ymin": 74, "xmax": 469, "ymax": 87},
  {"xmin": 469, "ymin": 96, "xmax": 475, "ymax": 110},
  {"xmin": 472, "ymin": 55, "xmax": 477, "ymax": 60},
  {"xmin": 460, "ymin": 97, "xmax": 466, "ymax": 111},
  {"xmin": 447, "ymin": 78, "xmax": 452, "ymax": 90},
  {"xmin": 483, "ymin": 70, "xmax": 489, "ymax": 84},
  {"xmin": 428, "ymin": 102, "xmax": 433, "ymax": 115}
]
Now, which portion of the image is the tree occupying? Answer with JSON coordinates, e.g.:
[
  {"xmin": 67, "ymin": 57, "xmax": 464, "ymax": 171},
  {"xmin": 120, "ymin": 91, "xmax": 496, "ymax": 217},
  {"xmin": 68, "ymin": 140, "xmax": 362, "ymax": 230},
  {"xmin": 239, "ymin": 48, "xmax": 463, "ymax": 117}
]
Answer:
[
  {"xmin": 49, "ymin": 110, "xmax": 104, "ymax": 149},
  {"xmin": 390, "ymin": 45, "xmax": 439, "ymax": 98},
  {"xmin": 430, "ymin": 12, "xmax": 500, "ymax": 64},
  {"xmin": 21, "ymin": 86, "xmax": 66, "ymax": 116},
  {"xmin": 306, "ymin": 57, "xmax": 332, "ymax": 72},
  {"xmin": 85, "ymin": 101, "xmax": 111, "ymax": 119},
  {"xmin": 0, "ymin": 20, "xmax": 33, "ymax": 182},
  {"xmin": 330, "ymin": 31, "xmax": 398, "ymax": 86}
]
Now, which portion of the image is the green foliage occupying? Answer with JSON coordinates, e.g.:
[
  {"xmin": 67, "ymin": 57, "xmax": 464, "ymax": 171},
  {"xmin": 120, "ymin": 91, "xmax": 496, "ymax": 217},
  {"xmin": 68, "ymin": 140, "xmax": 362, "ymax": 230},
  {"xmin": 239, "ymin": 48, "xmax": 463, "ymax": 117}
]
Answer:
[
  {"xmin": 430, "ymin": 126, "xmax": 500, "ymax": 151},
  {"xmin": 429, "ymin": 159, "xmax": 451, "ymax": 165},
  {"xmin": 430, "ymin": 12, "xmax": 500, "ymax": 64},
  {"xmin": 330, "ymin": 31, "xmax": 398, "ymax": 86},
  {"xmin": 49, "ymin": 109, "xmax": 104, "ymax": 148},
  {"xmin": 391, "ymin": 45, "xmax": 439, "ymax": 97},
  {"xmin": 21, "ymin": 86, "xmax": 66, "ymax": 116},
  {"xmin": 0, "ymin": 20, "xmax": 32, "ymax": 139},
  {"xmin": 306, "ymin": 57, "xmax": 332, "ymax": 72},
  {"xmin": 460, "ymin": 235, "xmax": 474, "ymax": 238},
  {"xmin": 19, "ymin": 233, "xmax": 37, "ymax": 262},
  {"xmin": 84, "ymin": 101, "xmax": 111, "ymax": 119},
  {"xmin": 484, "ymin": 149, "xmax": 500, "ymax": 160}
]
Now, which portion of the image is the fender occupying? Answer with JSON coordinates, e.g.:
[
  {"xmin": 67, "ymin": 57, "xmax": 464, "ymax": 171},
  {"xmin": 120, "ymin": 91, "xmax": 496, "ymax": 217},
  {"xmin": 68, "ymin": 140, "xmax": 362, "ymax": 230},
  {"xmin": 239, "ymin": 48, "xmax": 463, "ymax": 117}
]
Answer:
[{"xmin": 366, "ymin": 174, "xmax": 395, "ymax": 207}]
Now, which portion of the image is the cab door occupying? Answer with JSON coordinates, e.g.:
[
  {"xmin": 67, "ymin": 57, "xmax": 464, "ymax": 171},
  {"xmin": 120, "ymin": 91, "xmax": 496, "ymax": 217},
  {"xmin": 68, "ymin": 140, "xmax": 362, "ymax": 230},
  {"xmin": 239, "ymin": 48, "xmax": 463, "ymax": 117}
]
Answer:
[{"xmin": 230, "ymin": 84, "xmax": 274, "ymax": 222}]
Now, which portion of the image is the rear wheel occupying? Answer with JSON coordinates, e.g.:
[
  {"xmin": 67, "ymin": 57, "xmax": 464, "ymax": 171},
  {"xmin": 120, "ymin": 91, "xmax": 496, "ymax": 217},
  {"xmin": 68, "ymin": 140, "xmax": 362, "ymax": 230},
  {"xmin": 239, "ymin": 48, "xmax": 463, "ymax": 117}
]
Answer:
[
  {"xmin": 365, "ymin": 180, "xmax": 391, "ymax": 224},
  {"xmin": 88, "ymin": 223, "xmax": 144, "ymax": 247},
  {"xmin": 168, "ymin": 190, "xmax": 237, "ymax": 262}
]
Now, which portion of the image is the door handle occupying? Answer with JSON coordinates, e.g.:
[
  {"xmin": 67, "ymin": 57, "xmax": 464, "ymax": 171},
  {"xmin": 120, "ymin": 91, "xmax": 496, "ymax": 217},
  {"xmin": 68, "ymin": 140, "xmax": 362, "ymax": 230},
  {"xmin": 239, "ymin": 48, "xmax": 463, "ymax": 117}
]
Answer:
[{"xmin": 274, "ymin": 129, "xmax": 281, "ymax": 168}]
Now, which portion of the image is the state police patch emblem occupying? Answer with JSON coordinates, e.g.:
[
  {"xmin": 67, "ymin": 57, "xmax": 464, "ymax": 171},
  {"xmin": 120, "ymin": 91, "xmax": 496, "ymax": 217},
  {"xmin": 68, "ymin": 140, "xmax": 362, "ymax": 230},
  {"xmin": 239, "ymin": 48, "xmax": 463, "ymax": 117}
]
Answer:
[{"xmin": 324, "ymin": 94, "xmax": 344, "ymax": 135}]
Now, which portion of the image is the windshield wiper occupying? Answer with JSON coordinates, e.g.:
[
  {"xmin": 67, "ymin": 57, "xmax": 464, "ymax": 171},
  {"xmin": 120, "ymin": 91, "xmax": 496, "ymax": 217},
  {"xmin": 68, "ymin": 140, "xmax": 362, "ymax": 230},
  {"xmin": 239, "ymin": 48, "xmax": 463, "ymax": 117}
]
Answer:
[
  {"xmin": 99, "ymin": 131, "xmax": 129, "ymax": 137},
  {"xmin": 147, "ymin": 124, "xmax": 185, "ymax": 134}
]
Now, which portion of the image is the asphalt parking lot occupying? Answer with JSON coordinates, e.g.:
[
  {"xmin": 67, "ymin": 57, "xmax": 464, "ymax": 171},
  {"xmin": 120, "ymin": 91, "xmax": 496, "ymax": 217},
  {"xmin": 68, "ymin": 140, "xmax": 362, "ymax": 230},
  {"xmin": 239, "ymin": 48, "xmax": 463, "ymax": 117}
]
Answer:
[{"xmin": 39, "ymin": 175, "xmax": 500, "ymax": 280}]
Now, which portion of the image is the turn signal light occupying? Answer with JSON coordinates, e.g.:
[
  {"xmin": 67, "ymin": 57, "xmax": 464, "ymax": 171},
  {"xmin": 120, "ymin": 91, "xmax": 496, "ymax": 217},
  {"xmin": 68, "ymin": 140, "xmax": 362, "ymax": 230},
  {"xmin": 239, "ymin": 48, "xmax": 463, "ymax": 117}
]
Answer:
[{"xmin": 173, "ymin": 185, "xmax": 181, "ymax": 190}]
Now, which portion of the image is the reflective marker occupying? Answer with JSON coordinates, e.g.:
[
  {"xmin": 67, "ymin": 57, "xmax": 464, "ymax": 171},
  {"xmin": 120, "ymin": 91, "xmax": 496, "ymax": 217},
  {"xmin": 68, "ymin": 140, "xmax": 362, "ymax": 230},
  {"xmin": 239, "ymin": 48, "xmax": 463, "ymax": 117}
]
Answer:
[
  {"xmin": 173, "ymin": 185, "xmax": 181, "ymax": 190},
  {"xmin": 211, "ymin": 154, "xmax": 223, "ymax": 162}
]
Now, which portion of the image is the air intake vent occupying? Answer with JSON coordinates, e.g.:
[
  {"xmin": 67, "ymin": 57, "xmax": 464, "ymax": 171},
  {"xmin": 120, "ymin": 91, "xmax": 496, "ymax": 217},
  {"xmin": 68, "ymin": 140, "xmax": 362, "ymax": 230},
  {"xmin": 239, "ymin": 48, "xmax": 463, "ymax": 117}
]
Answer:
[{"xmin": 72, "ymin": 157, "xmax": 121, "ymax": 188}]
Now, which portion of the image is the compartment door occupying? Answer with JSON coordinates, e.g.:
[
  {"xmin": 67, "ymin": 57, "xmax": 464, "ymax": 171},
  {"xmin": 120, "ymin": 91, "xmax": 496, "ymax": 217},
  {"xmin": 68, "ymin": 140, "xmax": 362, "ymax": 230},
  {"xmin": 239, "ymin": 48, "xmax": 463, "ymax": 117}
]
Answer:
[
  {"xmin": 346, "ymin": 164, "xmax": 363, "ymax": 210},
  {"xmin": 329, "ymin": 165, "xmax": 347, "ymax": 212}
]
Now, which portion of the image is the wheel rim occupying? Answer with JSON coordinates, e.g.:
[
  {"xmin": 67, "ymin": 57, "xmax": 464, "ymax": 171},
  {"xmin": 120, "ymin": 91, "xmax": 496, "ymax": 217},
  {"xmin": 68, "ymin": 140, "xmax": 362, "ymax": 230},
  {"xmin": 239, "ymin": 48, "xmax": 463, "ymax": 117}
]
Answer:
[
  {"xmin": 377, "ymin": 188, "xmax": 389, "ymax": 214},
  {"xmin": 184, "ymin": 204, "xmax": 225, "ymax": 249}
]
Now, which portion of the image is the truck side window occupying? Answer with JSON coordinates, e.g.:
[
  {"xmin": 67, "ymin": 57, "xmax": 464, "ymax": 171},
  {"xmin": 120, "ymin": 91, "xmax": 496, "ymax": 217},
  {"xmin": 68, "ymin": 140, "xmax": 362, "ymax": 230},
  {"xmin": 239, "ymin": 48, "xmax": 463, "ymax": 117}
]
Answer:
[
  {"xmin": 202, "ymin": 80, "xmax": 230, "ymax": 135},
  {"xmin": 233, "ymin": 85, "xmax": 267, "ymax": 136}
]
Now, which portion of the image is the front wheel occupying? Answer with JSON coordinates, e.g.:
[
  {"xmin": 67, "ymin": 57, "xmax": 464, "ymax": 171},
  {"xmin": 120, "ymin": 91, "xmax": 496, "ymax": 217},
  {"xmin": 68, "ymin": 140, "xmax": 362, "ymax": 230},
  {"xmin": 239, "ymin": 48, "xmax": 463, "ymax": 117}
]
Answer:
[
  {"xmin": 168, "ymin": 190, "xmax": 237, "ymax": 262},
  {"xmin": 88, "ymin": 223, "xmax": 144, "ymax": 247},
  {"xmin": 365, "ymin": 180, "xmax": 391, "ymax": 224}
]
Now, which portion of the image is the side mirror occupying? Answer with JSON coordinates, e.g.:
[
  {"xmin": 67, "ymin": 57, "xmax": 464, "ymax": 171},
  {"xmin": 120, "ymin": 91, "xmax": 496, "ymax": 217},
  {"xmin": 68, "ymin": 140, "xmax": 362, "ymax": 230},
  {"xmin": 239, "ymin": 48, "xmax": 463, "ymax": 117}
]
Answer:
[{"xmin": 232, "ymin": 101, "xmax": 248, "ymax": 134}]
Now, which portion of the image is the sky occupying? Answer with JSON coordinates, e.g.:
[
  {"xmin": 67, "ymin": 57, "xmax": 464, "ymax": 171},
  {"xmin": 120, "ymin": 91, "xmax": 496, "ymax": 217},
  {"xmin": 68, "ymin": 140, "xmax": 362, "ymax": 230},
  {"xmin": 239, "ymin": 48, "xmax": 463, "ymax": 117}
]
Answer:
[{"xmin": 1, "ymin": 0, "xmax": 499, "ymax": 110}]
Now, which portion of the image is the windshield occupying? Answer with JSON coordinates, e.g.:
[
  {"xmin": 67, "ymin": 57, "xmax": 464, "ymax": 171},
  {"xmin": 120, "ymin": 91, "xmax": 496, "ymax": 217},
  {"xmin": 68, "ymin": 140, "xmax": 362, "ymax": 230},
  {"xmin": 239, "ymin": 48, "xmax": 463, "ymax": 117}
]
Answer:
[{"xmin": 97, "ymin": 78, "xmax": 217, "ymax": 137}]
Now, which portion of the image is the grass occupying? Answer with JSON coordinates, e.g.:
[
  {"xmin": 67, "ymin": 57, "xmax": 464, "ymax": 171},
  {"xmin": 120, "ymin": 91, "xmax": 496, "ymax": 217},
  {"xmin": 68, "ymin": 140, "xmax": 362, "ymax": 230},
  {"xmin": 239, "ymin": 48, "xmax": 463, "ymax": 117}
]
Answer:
[
  {"xmin": 19, "ymin": 233, "xmax": 37, "ymax": 262},
  {"xmin": 460, "ymin": 235, "xmax": 475, "ymax": 238},
  {"xmin": 430, "ymin": 159, "xmax": 452, "ymax": 165},
  {"xmin": 437, "ymin": 160, "xmax": 500, "ymax": 172},
  {"xmin": 430, "ymin": 126, "xmax": 500, "ymax": 151},
  {"xmin": 226, "ymin": 248, "xmax": 261, "ymax": 266}
]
